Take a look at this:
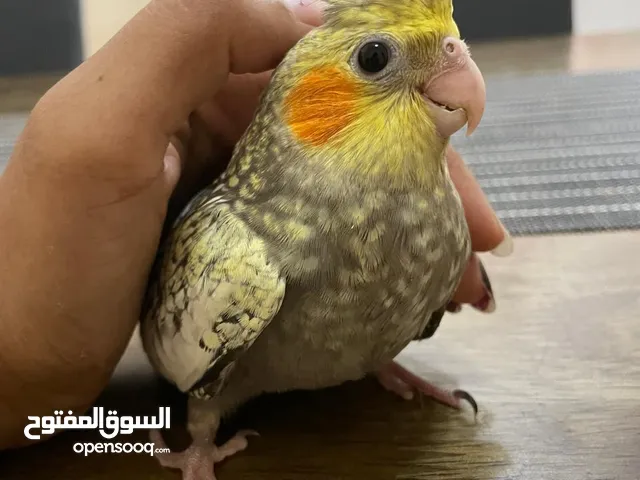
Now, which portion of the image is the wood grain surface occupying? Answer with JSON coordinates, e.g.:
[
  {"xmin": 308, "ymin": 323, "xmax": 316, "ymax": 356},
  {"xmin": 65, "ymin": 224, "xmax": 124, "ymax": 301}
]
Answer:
[{"xmin": 3, "ymin": 231, "xmax": 640, "ymax": 480}]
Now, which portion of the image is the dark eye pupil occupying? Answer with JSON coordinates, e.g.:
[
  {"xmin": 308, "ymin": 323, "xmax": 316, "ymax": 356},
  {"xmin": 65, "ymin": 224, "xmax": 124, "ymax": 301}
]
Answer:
[{"xmin": 357, "ymin": 42, "xmax": 389, "ymax": 74}]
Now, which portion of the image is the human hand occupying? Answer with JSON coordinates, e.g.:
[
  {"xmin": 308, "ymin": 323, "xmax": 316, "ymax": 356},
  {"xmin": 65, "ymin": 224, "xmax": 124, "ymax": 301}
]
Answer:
[
  {"xmin": 0, "ymin": 0, "xmax": 313, "ymax": 448},
  {"xmin": 0, "ymin": 0, "xmax": 511, "ymax": 449}
]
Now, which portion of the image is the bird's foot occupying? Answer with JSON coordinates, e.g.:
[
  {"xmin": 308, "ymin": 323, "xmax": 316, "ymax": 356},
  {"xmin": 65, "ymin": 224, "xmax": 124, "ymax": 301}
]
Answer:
[
  {"xmin": 376, "ymin": 361, "xmax": 478, "ymax": 416},
  {"xmin": 150, "ymin": 429, "xmax": 258, "ymax": 480}
]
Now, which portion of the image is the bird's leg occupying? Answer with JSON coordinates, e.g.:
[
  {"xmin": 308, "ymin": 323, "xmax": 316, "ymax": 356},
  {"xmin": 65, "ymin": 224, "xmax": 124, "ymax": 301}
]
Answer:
[
  {"xmin": 150, "ymin": 397, "xmax": 258, "ymax": 480},
  {"xmin": 376, "ymin": 361, "xmax": 478, "ymax": 415}
]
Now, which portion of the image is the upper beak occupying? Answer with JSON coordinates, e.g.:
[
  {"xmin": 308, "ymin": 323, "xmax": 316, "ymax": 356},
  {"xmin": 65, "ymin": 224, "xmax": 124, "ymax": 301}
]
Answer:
[{"xmin": 422, "ymin": 41, "xmax": 487, "ymax": 138}]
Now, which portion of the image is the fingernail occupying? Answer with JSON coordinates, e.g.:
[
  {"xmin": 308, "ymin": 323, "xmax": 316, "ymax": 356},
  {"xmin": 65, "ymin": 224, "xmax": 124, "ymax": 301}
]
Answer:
[
  {"xmin": 163, "ymin": 153, "xmax": 181, "ymax": 176},
  {"xmin": 478, "ymin": 260, "xmax": 493, "ymax": 296},
  {"xmin": 163, "ymin": 153, "xmax": 178, "ymax": 170},
  {"xmin": 284, "ymin": 0, "xmax": 326, "ymax": 11},
  {"xmin": 472, "ymin": 292, "xmax": 496, "ymax": 313},
  {"xmin": 446, "ymin": 302, "xmax": 463, "ymax": 313},
  {"xmin": 163, "ymin": 151, "xmax": 182, "ymax": 192},
  {"xmin": 491, "ymin": 223, "xmax": 514, "ymax": 258},
  {"xmin": 472, "ymin": 260, "xmax": 496, "ymax": 313}
]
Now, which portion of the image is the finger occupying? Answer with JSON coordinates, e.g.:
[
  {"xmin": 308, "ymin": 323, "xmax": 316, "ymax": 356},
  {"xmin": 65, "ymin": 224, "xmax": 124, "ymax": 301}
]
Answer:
[
  {"xmin": 188, "ymin": 0, "xmax": 327, "ymax": 144},
  {"xmin": 164, "ymin": 112, "xmax": 229, "ymax": 219},
  {"xmin": 35, "ymin": 0, "xmax": 316, "ymax": 175},
  {"xmin": 288, "ymin": 0, "xmax": 327, "ymax": 26},
  {"xmin": 195, "ymin": 71, "xmax": 274, "ymax": 146},
  {"xmin": 194, "ymin": 0, "xmax": 326, "ymax": 143},
  {"xmin": 102, "ymin": 0, "xmax": 314, "ymax": 132},
  {"xmin": 447, "ymin": 145, "xmax": 513, "ymax": 257},
  {"xmin": 451, "ymin": 253, "xmax": 483, "ymax": 304},
  {"xmin": 451, "ymin": 254, "xmax": 496, "ymax": 313},
  {"xmin": 163, "ymin": 143, "xmax": 183, "ymax": 195}
]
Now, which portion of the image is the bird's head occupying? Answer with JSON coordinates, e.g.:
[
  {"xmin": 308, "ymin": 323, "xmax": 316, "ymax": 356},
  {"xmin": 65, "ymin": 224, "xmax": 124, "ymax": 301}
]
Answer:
[{"xmin": 267, "ymin": 0, "xmax": 486, "ymax": 185}]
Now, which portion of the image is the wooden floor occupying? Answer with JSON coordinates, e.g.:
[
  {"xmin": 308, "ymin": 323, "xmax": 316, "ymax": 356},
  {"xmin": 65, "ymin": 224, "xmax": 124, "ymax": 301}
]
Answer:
[{"xmin": 3, "ymin": 32, "xmax": 640, "ymax": 480}]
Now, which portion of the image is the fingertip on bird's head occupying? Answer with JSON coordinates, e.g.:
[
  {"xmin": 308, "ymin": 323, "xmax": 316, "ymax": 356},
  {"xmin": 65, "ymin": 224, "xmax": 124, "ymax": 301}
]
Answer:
[{"xmin": 283, "ymin": 0, "xmax": 327, "ymax": 27}]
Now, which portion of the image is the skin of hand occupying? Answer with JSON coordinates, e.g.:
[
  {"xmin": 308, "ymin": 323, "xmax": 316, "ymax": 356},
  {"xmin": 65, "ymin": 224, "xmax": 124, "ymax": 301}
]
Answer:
[{"xmin": 0, "ymin": 0, "xmax": 511, "ymax": 450}]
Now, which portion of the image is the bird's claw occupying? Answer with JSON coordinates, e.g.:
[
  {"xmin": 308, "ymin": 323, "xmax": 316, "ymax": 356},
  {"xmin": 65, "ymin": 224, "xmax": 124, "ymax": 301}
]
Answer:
[
  {"xmin": 150, "ymin": 429, "xmax": 258, "ymax": 480},
  {"xmin": 376, "ymin": 361, "xmax": 479, "ymax": 417},
  {"xmin": 452, "ymin": 389, "xmax": 479, "ymax": 416}
]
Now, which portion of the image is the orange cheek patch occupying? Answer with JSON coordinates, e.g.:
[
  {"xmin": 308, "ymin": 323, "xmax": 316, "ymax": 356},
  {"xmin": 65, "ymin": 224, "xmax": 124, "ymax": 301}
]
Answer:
[{"xmin": 283, "ymin": 66, "xmax": 361, "ymax": 147}]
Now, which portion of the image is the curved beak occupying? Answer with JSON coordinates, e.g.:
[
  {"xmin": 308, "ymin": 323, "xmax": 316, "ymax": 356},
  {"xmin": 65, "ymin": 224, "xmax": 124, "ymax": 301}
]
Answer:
[{"xmin": 423, "ymin": 54, "xmax": 487, "ymax": 138}]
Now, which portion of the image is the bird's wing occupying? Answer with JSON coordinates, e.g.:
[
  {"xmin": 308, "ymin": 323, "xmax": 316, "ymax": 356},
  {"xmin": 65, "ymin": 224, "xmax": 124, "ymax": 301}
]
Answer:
[{"xmin": 141, "ymin": 194, "xmax": 286, "ymax": 398}]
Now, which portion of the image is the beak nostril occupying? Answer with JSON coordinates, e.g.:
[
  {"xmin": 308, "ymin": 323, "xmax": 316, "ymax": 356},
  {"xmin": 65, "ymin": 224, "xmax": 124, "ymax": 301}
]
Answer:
[{"xmin": 445, "ymin": 41, "xmax": 456, "ymax": 54}]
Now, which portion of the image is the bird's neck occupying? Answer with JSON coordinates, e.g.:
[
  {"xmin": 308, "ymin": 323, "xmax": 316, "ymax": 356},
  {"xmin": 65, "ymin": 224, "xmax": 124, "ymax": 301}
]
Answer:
[
  {"xmin": 224, "ymin": 97, "xmax": 453, "ymax": 203},
  {"xmin": 304, "ymin": 124, "xmax": 450, "ymax": 192}
]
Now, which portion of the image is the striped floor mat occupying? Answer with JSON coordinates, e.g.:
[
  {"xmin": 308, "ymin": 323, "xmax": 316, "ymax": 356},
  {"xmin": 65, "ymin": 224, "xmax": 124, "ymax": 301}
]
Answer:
[
  {"xmin": 451, "ymin": 69, "xmax": 640, "ymax": 235},
  {"xmin": 3, "ymin": 70, "xmax": 640, "ymax": 236}
]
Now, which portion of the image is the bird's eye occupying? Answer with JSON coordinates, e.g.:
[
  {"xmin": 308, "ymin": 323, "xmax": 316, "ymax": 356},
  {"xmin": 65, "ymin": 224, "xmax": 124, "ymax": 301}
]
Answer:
[{"xmin": 357, "ymin": 41, "xmax": 390, "ymax": 74}]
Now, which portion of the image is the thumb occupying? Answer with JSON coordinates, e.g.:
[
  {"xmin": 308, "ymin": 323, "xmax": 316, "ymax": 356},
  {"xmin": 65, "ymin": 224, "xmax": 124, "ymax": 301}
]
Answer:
[
  {"xmin": 83, "ymin": 0, "xmax": 316, "ymax": 138},
  {"xmin": 286, "ymin": 0, "xmax": 327, "ymax": 25},
  {"xmin": 40, "ymin": 0, "xmax": 317, "ymax": 186},
  {"xmin": 162, "ymin": 143, "xmax": 182, "ymax": 195},
  {"xmin": 159, "ymin": 113, "xmax": 230, "ymax": 223}
]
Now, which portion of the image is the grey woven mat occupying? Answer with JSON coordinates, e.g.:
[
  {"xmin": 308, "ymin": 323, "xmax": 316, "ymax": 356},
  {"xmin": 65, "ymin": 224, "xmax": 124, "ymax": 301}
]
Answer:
[
  {"xmin": 2, "ymin": 70, "xmax": 640, "ymax": 236},
  {"xmin": 451, "ymin": 69, "xmax": 640, "ymax": 235}
]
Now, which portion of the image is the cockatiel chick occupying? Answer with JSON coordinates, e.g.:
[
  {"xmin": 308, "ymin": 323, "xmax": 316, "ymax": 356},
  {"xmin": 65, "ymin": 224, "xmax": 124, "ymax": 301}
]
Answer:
[{"xmin": 141, "ymin": 0, "xmax": 487, "ymax": 478}]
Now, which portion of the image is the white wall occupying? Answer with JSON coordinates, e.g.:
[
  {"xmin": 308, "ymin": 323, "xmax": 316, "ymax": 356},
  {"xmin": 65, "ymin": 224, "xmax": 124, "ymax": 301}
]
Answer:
[
  {"xmin": 79, "ymin": 0, "xmax": 151, "ymax": 58},
  {"xmin": 573, "ymin": 0, "xmax": 640, "ymax": 35}
]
